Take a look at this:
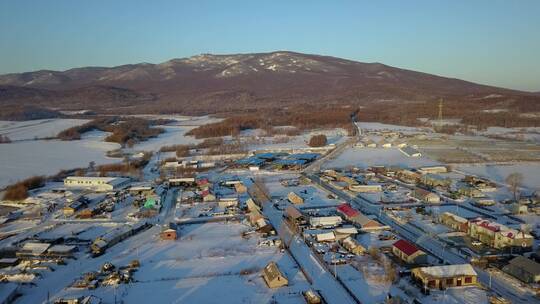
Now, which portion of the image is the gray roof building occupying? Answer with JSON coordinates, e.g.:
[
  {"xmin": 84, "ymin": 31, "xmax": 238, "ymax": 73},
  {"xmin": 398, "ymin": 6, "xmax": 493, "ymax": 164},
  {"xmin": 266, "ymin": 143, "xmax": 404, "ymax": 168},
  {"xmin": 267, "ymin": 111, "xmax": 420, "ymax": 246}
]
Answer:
[{"xmin": 503, "ymin": 256, "xmax": 540, "ymax": 283}]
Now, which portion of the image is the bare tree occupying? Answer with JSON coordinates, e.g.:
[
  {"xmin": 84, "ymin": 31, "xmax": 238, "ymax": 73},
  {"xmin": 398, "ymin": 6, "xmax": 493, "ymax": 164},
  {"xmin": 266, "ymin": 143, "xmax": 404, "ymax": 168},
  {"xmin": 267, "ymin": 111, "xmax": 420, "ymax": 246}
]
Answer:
[{"xmin": 506, "ymin": 172, "xmax": 523, "ymax": 202}]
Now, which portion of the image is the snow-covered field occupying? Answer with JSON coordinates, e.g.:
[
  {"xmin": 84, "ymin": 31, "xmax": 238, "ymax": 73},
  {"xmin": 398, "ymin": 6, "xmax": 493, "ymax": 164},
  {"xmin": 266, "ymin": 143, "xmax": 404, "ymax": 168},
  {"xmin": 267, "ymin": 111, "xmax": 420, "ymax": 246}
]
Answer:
[
  {"xmin": 0, "ymin": 131, "xmax": 120, "ymax": 187},
  {"xmin": 456, "ymin": 163, "xmax": 540, "ymax": 191},
  {"xmin": 0, "ymin": 119, "xmax": 89, "ymax": 141},
  {"xmin": 36, "ymin": 222, "xmax": 309, "ymax": 304},
  {"xmin": 323, "ymin": 147, "xmax": 441, "ymax": 169},
  {"xmin": 130, "ymin": 125, "xmax": 201, "ymax": 152},
  {"xmin": 248, "ymin": 128, "xmax": 348, "ymax": 151},
  {"xmin": 357, "ymin": 122, "xmax": 425, "ymax": 133}
]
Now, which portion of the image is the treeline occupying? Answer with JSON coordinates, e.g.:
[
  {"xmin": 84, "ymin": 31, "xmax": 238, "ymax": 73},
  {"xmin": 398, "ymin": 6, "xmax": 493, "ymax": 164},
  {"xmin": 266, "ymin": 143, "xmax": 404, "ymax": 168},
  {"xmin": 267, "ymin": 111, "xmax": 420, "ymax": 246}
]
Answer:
[
  {"xmin": 357, "ymin": 100, "xmax": 540, "ymax": 129},
  {"xmin": 3, "ymin": 176, "xmax": 45, "ymax": 200},
  {"xmin": 95, "ymin": 153, "xmax": 152, "ymax": 175},
  {"xmin": 461, "ymin": 112, "xmax": 540, "ymax": 130},
  {"xmin": 186, "ymin": 106, "xmax": 357, "ymax": 139},
  {"xmin": 57, "ymin": 117, "xmax": 165, "ymax": 146},
  {"xmin": 308, "ymin": 134, "xmax": 328, "ymax": 147},
  {"xmin": 159, "ymin": 138, "xmax": 245, "ymax": 157},
  {"xmin": 57, "ymin": 117, "xmax": 117, "ymax": 140}
]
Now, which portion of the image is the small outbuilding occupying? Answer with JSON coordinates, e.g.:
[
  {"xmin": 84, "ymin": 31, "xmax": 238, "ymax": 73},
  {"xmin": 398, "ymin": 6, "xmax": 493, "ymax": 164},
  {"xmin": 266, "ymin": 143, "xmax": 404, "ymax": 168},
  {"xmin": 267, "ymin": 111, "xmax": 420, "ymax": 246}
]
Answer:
[
  {"xmin": 412, "ymin": 189, "xmax": 440, "ymax": 204},
  {"xmin": 287, "ymin": 192, "xmax": 304, "ymax": 205},
  {"xmin": 262, "ymin": 261, "xmax": 288, "ymax": 288},
  {"xmin": 160, "ymin": 223, "xmax": 178, "ymax": 240}
]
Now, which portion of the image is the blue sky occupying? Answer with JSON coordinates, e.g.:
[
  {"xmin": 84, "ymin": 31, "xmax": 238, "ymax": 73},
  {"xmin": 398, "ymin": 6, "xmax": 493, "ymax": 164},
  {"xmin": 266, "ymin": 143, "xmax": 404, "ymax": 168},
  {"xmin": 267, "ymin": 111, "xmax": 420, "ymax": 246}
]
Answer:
[{"xmin": 1, "ymin": 0, "xmax": 539, "ymax": 91}]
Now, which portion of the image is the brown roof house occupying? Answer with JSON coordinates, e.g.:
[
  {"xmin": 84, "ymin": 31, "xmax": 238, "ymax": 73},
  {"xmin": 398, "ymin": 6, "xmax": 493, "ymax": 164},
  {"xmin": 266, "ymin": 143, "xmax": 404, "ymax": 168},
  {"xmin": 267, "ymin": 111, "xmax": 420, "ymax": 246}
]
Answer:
[
  {"xmin": 262, "ymin": 261, "xmax": 288, "ymax": 288},
  {"xmin": 439, "ymin": 212, "xmax": 468, "ymax": 232},
  {"xmin": 412, "ymin": 189, "xmax": 441, "ymax": 204}
]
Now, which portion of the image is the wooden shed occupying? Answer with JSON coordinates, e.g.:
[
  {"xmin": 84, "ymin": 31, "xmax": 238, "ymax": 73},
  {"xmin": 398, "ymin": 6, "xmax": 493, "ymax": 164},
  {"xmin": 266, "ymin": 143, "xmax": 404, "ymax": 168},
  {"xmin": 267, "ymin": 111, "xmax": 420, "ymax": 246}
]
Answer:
[{"xmin": 262, "ymin": 262, "xmax": 288, "ymax": 288}]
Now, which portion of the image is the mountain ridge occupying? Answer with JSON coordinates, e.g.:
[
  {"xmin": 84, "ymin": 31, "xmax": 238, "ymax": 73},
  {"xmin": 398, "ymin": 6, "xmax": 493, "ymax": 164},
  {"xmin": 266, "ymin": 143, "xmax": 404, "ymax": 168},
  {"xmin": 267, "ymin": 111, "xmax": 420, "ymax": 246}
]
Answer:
[{"xmin": 0, "ymin": 51, "xmax": 538, "ymax": 116}]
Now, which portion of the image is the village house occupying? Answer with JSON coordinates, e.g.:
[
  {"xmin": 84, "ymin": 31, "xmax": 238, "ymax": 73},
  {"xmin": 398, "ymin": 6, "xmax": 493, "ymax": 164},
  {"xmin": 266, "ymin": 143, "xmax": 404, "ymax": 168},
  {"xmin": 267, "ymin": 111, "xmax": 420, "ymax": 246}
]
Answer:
[
  {"xmin": 47, "ymin": 245, "xmax": 77, "ymax": 257},
  {"xmin": 420, "ymin": 174, "xmax": 451, "ymax": 188},
  {"xmin": 315, "ymin": 231, "xmax": 336, "ymax": 242},
  {"xmin": 336, "ymin": 203, "xmax": 382, "ymax": 230},
  {"xmin": 309, "ymin": 216, "xmax": 343, "ymax": 228},
  {"xmin": 418, "ymin": 166, "xmax": 448, "ymax": 174},
  {"xmin": 502, "ymin": 256, "xmax": 540, "ymax": 283},
  {"xmin": 333, "ymin": 227, "xmax": 358, "ymax": 240},
  {"xmin": 262, "ymin": 262, "xmax": 288, "ymax": 288},
  {"xmin": 392, "ymin": 239, "xmax": 428, "ymax": 264},
  {"xmin": 439, "ymin": 212, "xmax": 468, "ymax": 232},
  {"xmin": 412, "ymin": 189, "xmax": 441, "ymax": 204},
  {"xmin": 399, "ymin": 146, "xmax": 421, "ymax": 157},
  {"xmin": 469, "ymin": 218, "xmax": 533, "ymax": 252},
  {"xmin": 285, "ymin": 206, "xmax": 305, "ymax": 225},
  {"xmin": 457, "ymin": 185, "xmax": 483, "ymax": 198},
  {"xmin": 396, "ymin": 169, "xmax": 421, "ymax": 184},
  {"xmin": 16, "ymin": 242, "xmax": 51, "ymax": 258},
  {"xmin": 412, "ymin": 264, "xmax": 477, "ymax": 290},
  {"xmin": 341, "ymin": 236, "xmax": 365, "ymax": 255},
  {"xmin": 348, "ymin": 184, "xmax": 382, "ymax": 193}
]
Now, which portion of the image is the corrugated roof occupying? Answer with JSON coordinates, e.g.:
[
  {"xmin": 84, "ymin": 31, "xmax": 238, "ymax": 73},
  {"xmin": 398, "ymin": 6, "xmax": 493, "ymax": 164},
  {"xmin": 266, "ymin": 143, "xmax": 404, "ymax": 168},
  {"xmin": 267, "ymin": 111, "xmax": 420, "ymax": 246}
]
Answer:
[
  {"xmin": 507, "ymin": 256, "xmax": 540, "ymax": 275},
  {"xmin": 337, "ymin": 203, "xmax": 360, "ymax": 218},
  {"xmin": 393, "ymin": 239, "xmax": 421, "ymax": 256}
]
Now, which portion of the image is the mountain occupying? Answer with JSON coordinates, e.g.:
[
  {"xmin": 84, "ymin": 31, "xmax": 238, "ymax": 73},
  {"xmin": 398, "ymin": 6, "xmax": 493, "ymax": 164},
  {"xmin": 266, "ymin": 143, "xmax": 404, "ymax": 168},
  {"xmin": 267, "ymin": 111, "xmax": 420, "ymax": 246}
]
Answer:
[{"xmin": 0, "ymin": 51, "xmax": 538, "ymax": 116}]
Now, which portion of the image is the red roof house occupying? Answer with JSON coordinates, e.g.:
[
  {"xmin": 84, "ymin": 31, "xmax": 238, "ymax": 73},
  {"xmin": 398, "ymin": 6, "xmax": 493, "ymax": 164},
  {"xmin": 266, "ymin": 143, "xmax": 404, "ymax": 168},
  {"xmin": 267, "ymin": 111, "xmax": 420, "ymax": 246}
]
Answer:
[{"xmin": 392, "ymin": 239, "xmax": 427, "ymax": 264}]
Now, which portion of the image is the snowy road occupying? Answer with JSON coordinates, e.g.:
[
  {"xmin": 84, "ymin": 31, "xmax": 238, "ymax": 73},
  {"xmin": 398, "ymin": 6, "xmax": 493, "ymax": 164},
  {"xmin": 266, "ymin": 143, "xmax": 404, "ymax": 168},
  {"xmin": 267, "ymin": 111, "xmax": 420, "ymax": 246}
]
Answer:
[{"xmin": 250, "ymin": 184, "xmax": 358, "ymax": 304}]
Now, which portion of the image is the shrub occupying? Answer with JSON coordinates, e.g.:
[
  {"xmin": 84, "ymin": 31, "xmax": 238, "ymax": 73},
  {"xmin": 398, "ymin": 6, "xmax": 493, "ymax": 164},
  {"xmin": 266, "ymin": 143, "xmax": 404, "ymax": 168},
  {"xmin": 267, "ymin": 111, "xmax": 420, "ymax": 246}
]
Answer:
[
  {"xmin": 3, "ymin": 176, "xmax": 45, "ymax": 200},
  {"xmin": 308, "ymin": 134, "xmax": 327, "ymax": 147}
]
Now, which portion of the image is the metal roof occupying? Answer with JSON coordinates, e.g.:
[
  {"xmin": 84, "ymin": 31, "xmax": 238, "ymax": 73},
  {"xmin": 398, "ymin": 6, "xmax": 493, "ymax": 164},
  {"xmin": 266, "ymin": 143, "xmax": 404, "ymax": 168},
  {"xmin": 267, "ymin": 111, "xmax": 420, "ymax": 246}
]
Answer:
[{"xmin": 507, "ymin": 256, "xmax": 540, "ymax": 275}]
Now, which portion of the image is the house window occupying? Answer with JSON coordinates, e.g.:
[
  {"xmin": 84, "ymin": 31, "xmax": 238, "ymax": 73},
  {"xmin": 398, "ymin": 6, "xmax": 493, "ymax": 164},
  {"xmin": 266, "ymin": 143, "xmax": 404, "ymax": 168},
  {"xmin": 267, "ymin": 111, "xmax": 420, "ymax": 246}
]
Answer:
[
  {"xmin": 428, "ymin": 280, "xmax": 436, "ymax": 288},
  {"xmin": 446, "ymin": 278, "xmax": 453, "ymax": 285},
  {"xmin": 464, "ymin": 277, "xmax": 472, "ymax": 284}
]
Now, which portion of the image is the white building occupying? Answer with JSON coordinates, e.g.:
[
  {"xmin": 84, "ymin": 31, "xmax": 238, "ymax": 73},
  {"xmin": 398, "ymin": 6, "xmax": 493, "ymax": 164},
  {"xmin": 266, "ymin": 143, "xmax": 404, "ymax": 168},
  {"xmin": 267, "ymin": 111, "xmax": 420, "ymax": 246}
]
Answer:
[{"xmin": 64, "ymin": 176, "xmax": 130, "ymax": 192}]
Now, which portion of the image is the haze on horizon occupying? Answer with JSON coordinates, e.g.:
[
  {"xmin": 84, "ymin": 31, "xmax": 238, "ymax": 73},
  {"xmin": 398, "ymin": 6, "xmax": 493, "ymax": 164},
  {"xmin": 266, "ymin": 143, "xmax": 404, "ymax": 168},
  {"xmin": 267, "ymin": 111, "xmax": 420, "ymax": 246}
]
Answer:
[{"xmin": 1, "ymin": 0, "xmax": 539, "ymax": 92}]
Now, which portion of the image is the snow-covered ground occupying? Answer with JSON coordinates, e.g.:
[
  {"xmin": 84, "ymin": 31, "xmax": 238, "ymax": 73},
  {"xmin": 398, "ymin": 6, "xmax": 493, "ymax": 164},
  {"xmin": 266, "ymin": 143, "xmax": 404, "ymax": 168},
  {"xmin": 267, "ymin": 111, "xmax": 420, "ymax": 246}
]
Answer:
[
  {"xmin": 357, "ymin": 122, "xmax": 425, "ymax": 133},
  {"xmin": 0, "ymin": 119, "xmax": 89, "ymax": 141},
  {"xmin": 0, "ymin": 131, "xmax": 120, "ymax": 187},
  {"xmin": 323, "ymin": 147, "xmax": 441, "ymax": 169},
  {"xmin": 129, "ymin": 125, "xmax": 201, "ymax": 152},
  {"xmin": 248, "ymin": 128, "xmax": 348, "ymax": 151},
  {"xmin": 34, "ymin": 221, "xmax": 310, "ymax": 304}
]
